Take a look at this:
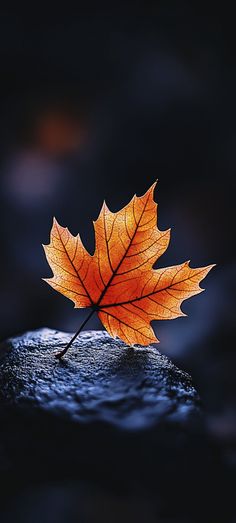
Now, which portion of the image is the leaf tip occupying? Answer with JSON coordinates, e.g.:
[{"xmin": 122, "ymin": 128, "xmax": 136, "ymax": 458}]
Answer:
[
  {"xmin": 149, "ymin": 180, "xmax": 158, "ymax": 193},
  {"xmin": 140, "ymin": 180, "xmax": 158, "ymax": 202},
  {"xmin": 209, "ymin": 263, "xmax": 217, "ymax": 270},
  {"xmin": 52, "ymin": 216, "xmax": 65, "ymax": 230},
  {"xmin": 201, "ymin": 263, "xmax": 216, "ymax": 278}
]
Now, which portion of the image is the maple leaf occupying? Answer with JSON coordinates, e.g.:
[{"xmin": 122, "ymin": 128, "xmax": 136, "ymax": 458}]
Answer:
[{"xmin": 43, "ymin": 183, "xmax": 215, "ymax": 358}]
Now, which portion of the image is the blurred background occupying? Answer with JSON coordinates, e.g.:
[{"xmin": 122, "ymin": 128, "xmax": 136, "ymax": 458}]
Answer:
[{"xmin": 0, "ymin": 7, "xmax": 235, "ymax": 522}]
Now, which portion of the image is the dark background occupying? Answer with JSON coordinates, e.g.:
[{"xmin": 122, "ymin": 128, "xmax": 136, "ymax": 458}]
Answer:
[{"xmin": 0, "ymin": 8, "xmax": 235, "ymax": 522}]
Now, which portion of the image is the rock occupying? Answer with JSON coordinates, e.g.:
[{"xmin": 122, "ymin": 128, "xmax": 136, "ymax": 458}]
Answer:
[
  {"xmin": 0, "ymin": 328, "xmax": 206, "ymax": 514},
  {"xmin": 0, "ymin": 328, "xmax": 200, "ymax": 429}
]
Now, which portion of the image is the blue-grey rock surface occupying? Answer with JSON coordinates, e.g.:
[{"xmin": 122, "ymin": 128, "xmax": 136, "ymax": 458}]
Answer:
[
  {"xmin": 0, "ymin": 328, "xmax": 200, "ymax": 430},
  {"xmin": 0, "ymin": 327, "xmax": 205, "ymax": 504}
]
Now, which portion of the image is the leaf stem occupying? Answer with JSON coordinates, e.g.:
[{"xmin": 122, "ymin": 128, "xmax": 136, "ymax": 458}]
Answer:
[{"xmin": 55, "ymin": 309, "xmax": 95, "ymax": 359}]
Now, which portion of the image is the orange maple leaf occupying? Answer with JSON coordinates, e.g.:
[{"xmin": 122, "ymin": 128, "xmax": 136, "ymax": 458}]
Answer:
[{"xmin": 43, "ymin": 183, "xmax": 215, "ymax": 358}]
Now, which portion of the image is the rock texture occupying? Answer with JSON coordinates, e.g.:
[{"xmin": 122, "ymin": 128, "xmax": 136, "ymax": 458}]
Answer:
[
  {"xmin": 0, "ymin": 328, "xmax": 200, "ymax": 429},
  {"xmin": 0, "ymin": 328, "xmax": 205, "ymax": 509},
  {"xmin": 0, "ymin": 328, "xmax": 216, "ymax": 523}
]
